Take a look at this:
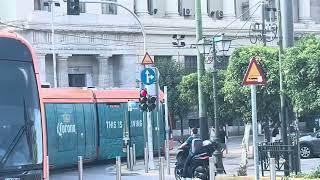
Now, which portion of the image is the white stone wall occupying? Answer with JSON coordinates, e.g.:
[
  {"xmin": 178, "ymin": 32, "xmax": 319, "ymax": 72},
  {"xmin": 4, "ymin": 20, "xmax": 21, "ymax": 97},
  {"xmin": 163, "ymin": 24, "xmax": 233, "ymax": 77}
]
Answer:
[{"xmin": 0, "ymin": 0, "xmax": 320, "ymax": 88}]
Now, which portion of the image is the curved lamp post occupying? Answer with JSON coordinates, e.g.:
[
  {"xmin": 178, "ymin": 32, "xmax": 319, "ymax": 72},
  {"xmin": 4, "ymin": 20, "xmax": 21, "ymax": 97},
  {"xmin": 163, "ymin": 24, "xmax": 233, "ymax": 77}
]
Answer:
[{"xmin": 196, "ymin": 33, "xmax": 231, "ymax": 174}]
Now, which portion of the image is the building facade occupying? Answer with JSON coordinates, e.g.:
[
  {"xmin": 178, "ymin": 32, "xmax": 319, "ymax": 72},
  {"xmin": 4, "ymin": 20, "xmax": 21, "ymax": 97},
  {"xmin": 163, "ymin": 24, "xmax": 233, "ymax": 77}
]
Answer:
[{"xmin": 0, "ymin": 0, "xmax": 319, "ymax": 88}]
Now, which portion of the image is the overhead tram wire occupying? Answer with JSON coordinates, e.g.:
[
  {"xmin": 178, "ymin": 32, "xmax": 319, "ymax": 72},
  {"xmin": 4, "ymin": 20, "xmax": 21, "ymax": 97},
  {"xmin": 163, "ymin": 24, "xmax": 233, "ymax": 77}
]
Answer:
[{"xmin": 212, "ymin": 0, "xmax": 263, "ymax": 37}]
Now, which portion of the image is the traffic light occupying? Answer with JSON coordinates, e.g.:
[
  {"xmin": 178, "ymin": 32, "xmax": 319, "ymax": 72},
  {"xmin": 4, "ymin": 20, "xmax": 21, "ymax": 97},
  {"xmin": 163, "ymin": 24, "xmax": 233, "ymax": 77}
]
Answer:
[
  {"xmin": 147, "ymin": 96, "xmax": 157, "ymax": 112},
  {"xmin": 139, "ymin": 89, "xmax": 148, "ymax": 111},
  {"xmin": 67, "ymin": 0, "xmax": 80, "ymax": 15}
]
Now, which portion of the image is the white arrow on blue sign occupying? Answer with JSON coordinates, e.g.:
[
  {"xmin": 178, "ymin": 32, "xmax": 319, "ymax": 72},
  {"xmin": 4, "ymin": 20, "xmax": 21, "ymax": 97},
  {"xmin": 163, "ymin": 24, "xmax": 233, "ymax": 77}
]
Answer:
[{"xmin": 141, "ymin": 68, "xmax": 155, "ymax": 85}]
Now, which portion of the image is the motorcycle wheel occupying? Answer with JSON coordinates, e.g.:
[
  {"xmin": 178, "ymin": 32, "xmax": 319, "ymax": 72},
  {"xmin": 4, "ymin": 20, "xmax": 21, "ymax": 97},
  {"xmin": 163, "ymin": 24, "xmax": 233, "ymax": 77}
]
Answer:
[
  {"xmin": 193, "ymin": 166, "xmax": 209, "ymax": 180},
  {"xmin": 174, "ymin": 166, "xmax": 182, "ymax": 180}
]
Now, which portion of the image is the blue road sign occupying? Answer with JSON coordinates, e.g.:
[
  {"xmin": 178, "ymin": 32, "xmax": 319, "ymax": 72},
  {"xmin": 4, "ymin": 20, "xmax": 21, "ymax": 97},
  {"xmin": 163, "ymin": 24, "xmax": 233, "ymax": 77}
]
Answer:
[{"xmin": 141, "ymin": 68, "xmax": 155, "ymax": 85}]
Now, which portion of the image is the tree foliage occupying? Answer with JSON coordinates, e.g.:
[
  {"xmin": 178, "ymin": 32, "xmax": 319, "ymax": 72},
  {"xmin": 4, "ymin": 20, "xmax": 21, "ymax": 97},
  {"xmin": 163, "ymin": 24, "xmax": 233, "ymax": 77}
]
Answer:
[
  {"xmin": 223, "ymin": 46, "xmax": 280, "ymax": 123},
  {"xmin": 178, "ymin": 70, "xmax": 236, "ymax": 126},
  {"xmin": 155, "ymin": 57, "xmax": 189, "ymax": 126},
  {"xmin": 283, "ymin": 35, "xmax": 320, "ymax": 116}
]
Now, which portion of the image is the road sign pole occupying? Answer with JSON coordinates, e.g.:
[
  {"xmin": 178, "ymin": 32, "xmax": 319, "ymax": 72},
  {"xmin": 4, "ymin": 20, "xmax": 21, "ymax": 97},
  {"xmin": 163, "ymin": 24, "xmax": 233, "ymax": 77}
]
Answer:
[{"xmin": 251, "ymin": 85, "xmax": 259, "ymax": 180}]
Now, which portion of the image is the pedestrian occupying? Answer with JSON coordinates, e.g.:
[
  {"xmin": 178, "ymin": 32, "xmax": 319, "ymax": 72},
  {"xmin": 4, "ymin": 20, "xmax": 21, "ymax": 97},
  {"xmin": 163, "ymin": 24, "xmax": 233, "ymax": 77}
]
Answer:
[
  {"xmin": 219, "ymin": 126, "xmax": 228, "ymax": 156},
  {"xmin": 271, "ymin": 124, "xmax": 280, "ymax": 143}
]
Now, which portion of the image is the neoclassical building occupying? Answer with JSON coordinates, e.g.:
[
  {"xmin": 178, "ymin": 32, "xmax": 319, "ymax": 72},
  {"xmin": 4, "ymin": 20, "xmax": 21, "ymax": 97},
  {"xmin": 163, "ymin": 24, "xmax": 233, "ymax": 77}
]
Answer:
[{"xmin": 0, "ymin": 0, "xmax": 319, "ymax": 88}]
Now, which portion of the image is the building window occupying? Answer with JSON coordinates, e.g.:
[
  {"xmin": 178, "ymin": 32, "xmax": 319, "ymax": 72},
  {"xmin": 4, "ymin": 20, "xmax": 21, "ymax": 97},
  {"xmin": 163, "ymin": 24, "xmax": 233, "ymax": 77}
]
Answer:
[
  {"xmin": 184, "ymin": 56, "xmax": 197, "ymax": 74},
  {"xmin": 154, "ymin": 56, "xmax": 172, "ymax": 65},
  {"xmin": 68, "ymin": 74, "xmax": 86, "ymax": 87},
  {"xmin": 102, "ymin": 0, "xmax": 117, "ymax": 15},
  {"xmin": 80, "ymin": 2, "xmax": 86, "ymax": 13},
  {"xmin": 241, "ymin": 2, "xmax": 249, "ymax": 21}
]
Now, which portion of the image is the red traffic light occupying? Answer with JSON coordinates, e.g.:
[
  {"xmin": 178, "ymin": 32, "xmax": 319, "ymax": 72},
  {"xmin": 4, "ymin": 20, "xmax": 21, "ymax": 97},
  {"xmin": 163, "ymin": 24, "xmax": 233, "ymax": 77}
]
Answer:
[{"xmin": 140, "ymin": 89, "xmax": 148, "ymax": 97}]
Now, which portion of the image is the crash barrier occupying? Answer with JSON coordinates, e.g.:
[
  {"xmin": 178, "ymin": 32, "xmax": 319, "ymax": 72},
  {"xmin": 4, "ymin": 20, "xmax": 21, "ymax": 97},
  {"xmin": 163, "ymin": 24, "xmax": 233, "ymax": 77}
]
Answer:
[
  {"xmin": 78, "ymin": 156, "xmax": 83, "ymax": 180},
  {"xmin": 116, "ymin": 156, "xmax": 121, "ymax": 180},
  {"xmin": 209, "ymin": 156, "xmax": 216, "ymax": 180},
  {"xmin": 159, "ymin": 157, "xmax": 165, "ymax": 180},
  {"xmin": 258, "ymin": 142, "xmax": 299, "ymax": 176}
]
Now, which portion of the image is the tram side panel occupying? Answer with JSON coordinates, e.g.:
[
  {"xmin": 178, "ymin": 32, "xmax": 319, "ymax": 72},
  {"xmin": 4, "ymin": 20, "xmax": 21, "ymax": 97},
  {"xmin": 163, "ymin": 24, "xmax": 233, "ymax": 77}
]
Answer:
[{"xmin": 45, "ymin": 103, "xmax": 97, "ymax": 167}]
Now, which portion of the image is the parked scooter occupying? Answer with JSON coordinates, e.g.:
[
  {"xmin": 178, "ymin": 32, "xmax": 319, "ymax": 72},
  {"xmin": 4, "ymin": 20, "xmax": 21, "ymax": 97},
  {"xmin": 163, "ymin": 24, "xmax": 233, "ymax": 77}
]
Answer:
[{"xmin": 174, "ymin": 140, "xmax": 217, "ymax": 180}]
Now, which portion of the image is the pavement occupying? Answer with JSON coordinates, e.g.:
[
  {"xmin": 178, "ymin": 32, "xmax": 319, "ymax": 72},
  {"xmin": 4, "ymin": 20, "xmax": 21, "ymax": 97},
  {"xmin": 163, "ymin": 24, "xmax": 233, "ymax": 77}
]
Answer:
[{"xmin": 50, "ymin": 135, "xmax": 320, "ymax": 179}]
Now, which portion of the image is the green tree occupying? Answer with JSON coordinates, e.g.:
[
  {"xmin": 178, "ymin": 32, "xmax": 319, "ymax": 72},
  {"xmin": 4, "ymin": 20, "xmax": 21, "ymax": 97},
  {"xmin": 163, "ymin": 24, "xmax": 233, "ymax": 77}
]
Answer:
[
  {"xmin": 223, "ymin": 46, "xmax": 280, "ymax": 124},
  {"xmin": 177, "ymin": 70, "xmax": 236, "ymax": 127},
  {"xmin": 155, "ymin": 57, "xmax": 189, "ymax": 128},
  {"xmin": 283, "ymin": 35, "xmax": 320, "ymax": 116}
]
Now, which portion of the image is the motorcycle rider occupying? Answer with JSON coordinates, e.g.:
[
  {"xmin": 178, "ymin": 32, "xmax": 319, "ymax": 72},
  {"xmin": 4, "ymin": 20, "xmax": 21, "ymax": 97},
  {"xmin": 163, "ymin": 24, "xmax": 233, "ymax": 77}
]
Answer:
[{"xmin": 178, "ymin": 128, "xmax": 202, "ymax": 178}]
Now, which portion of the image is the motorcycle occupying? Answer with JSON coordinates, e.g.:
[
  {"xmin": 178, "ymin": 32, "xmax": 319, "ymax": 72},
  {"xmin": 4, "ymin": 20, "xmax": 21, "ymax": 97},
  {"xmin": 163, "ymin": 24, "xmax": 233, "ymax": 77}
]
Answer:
[{"xmin": 174, "ymin": 140, "xmax": 217, "ymax": 180}]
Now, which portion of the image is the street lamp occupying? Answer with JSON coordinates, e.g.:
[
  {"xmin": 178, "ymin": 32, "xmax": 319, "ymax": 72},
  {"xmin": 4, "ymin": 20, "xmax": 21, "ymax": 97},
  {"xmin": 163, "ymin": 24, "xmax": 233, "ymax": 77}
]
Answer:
[
  {"xmin": 172, "ymin": 34, "xmax": 185, "ymax": 138},
  {"xmin": 196, "ymin": 33, "xmax": 231, "ymax": 174},
  {"xmin": 44, "ymin": 1, "xmax": 60, "ymax": 88}
]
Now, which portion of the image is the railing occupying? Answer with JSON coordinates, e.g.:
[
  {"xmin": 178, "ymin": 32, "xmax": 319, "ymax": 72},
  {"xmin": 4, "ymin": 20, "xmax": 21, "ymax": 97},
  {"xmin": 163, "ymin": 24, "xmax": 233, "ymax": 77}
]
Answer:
[{"xmin": 258, "ymin": 142, "xmax": 299, "ymax": 176}]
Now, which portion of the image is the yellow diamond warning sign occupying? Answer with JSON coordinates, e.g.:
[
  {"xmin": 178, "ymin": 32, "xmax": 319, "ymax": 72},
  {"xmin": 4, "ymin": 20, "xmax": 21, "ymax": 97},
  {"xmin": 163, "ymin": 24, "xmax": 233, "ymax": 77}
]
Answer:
[
  {"xmin": 242, "ymin": 57, "xmax": 267, "ymax": 86},
  {"xmin": 141, "ymin": 52, "xmax": 154, "ymax": 65}
]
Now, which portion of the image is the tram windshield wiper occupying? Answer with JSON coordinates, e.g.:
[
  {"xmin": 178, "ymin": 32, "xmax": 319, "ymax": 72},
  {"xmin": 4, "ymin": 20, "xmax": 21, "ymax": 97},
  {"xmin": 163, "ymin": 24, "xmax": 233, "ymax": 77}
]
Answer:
[{"xmin": 0, "ymin": 99, "xmax": 32, "ymax": 168}]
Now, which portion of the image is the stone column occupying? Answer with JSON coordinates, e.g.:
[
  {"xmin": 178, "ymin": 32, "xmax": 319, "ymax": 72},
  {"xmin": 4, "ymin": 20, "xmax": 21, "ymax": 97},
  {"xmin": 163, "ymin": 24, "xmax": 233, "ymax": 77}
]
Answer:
[
  {"xmin": 37, "ymin": 53, "xmax": 47, "ymax": 84},
  {"xmin": 299, "ymin": 0, "xmax": 312, "ymax": 22},
  {"xmin": 223, "ymin": 0, "xmax": 236, "ymax": 20},
  {"xmin": 97, "ymin": 55, "xmax": 113, "ymax": 88},
  {"xmin": 249, "ymin": 0, "xmax": 262, "ymax": 20},
  {"xmin": 135, "ymin": 0, "xmax": 149, "ymax": 16},
  {"xmin": 201, "ymin": 0, "xmax": 209, "ymax": 18},
  {"xmin": 57, "ymin": 55, "xmax": 69, "ymax": 87},
  {"xmin": 165, "ymin": 0, "xmax": 179, "ymax": 17}
]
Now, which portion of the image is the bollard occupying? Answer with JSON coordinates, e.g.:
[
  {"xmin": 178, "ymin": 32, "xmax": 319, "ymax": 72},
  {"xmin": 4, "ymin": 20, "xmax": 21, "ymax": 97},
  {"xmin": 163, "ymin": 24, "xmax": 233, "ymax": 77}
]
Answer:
[
  {"xmin": 270, "ymin": 158, "xmax": 276, "ymax": 180},
  {"xmin": 165, "ymin": 140, "xmax": 170, "ymax": 175},
  {"xmin": 144, "ymin": 147, "xmax": 149, "ymax": 173},
  {"xmin": 130, "ymin": 147, "xmax": 134, "ymax": 171},
  {"xmin": 159, "ymin": 157, "xmax": 165, "ymax": 180},
  {"xmin": 209, "ymin": 156, "xmax": 216, "ymax": 180},
  {"xmin": 116, "ymin": 156, "xmax": 121, "ymax": 180},
  {"xmin": 133, "ymin": 144, "xmax": 136, "ymax": 165},
  {"xmin": 78, "ymin": 156, "xmax": 83, "ymax": 180},
  {"xmin": 314, "ymin": 128, "xmax": 316, "ymax": 133},
  {"xmin": 46, "ymin": 156, "xmax": 50, "ymax": 180},
  {"xmin": 126, "ymin": 145, "xmax": 130, "ymax": 169}
]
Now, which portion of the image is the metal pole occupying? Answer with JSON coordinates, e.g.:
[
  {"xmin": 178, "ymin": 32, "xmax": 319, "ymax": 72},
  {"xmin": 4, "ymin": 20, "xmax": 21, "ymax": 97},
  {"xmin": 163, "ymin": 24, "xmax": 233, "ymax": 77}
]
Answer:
[
  {"xmin": 251, "ymin": 85, "xmax": 259, "ymax": 180},
  {"xmin": 144, "ymin": 146, "xmax": 149, "ymax": 173},
  {"xmin": 147, "ymin": 111, "xmax": 155, "ymax": 169},
  {"xmin": 209, "ymin": 156, "xmax": 216, "ymax": 180},
  {"xmin": 78, "ymin": 156, "xmax": 83, "ymax": 180},
  {"xmin": 159, "ymin": 157, "xmax": 164, "ymax": 180},
  {"xmin": 127, "ymin": 145, "xmax": 130, "ymax": 169},
  {"xmin": 165, "ymin": 140, "xmax": 170, "ymax": 175},
  {"xmin": 156, "ymin": 69, "xmax": 161, "ymax": 159},
  {"xmin": 50, "ymin": 2, "xmax": 57, "ymax": 87},
  {"xmin": 195, "ymin": 0, "xmax": 209, "ymax": 140},
  {"xmin": 212, "ymin": 38, "xmax": 224, "ymax": 174},
  {"xmin": 277, "ymin": 0, "xmax": 290, "ymax": 176},
  {"xmin": 133, "ymin": 144, "xmax": 136, "ymax": 165},
  {"xmin": 164, "ymin": 86, "xmax": 170, "ymax": 143},
  {"xmin": 261, "ymin": 0, "xmax": 267, "ymax": 46},
  {"xmin": 46, "ymin": 155, "xmax": 50, "ymax": 180},
  {"xmin": 280, "ymin": 0, "xmax": 294, "ymax": 48},
  {"xmin": 116, "ymin": 156, "xmax": 121, "ymax": 180},
  {"xmin": 270, "ymin": 158, "xmax": 276, "ymax": 180},
  {"xmin": 130, "ymin": 147, "xmax": 134, "ymax": 171}
]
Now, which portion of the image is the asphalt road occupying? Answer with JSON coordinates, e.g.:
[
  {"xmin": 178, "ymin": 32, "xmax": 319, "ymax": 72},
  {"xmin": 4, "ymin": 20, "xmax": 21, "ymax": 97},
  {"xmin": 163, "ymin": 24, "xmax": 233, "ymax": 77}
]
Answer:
[{"xmin": 50, "ymin": 135, "xmax": 320, "ymax": 179}]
